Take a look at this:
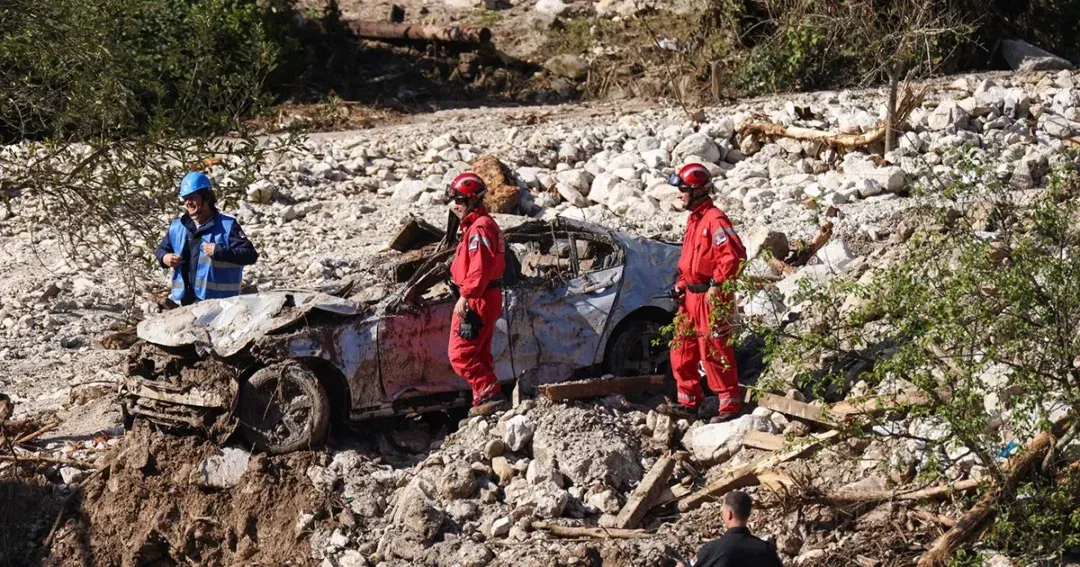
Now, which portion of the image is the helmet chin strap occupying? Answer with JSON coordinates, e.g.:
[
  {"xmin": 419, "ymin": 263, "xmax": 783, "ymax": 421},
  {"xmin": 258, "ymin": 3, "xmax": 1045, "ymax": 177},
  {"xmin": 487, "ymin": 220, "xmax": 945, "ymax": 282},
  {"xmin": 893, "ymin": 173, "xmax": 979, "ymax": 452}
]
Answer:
[{"xmin": 686, "ymin": 186, "xmax": 711, "ymax": 209}]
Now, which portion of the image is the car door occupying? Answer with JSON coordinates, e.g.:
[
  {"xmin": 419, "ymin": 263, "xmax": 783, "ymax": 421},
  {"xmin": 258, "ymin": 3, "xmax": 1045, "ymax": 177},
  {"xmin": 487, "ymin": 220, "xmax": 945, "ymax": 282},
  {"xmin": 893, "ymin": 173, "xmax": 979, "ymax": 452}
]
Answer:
[
  {"xmin": 509, "ymin": 231, "xmax": 625, "ymax": 381},
  {"xmin": 378, "ymin": 268, "xmax": 515, "ymax": 402}
]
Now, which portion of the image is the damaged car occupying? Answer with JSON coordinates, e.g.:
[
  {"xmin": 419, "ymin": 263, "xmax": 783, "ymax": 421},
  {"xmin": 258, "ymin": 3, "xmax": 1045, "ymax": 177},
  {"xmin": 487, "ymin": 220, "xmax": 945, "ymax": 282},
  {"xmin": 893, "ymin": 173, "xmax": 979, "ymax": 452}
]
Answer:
[{"xmin": 122, "ymin": 217, "xmax": 679, "ymax": 453}]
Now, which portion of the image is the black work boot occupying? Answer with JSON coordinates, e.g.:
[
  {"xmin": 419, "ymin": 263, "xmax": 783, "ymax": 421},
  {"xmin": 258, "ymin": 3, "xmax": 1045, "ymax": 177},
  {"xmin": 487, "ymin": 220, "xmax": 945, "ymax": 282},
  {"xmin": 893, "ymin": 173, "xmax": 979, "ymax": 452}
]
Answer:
[
  {"xmin": 468, "ymin": 392, "xmax": 510, "ymax": 417},
  {"xmin": 656, "ymin": 400, "xmax": 697, "ymax": 421}
]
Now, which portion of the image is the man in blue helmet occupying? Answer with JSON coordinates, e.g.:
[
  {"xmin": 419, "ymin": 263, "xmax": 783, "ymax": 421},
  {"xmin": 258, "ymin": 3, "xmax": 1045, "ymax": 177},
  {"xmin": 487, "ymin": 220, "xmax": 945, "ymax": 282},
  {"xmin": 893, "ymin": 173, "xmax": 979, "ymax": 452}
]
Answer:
[{"xmin": 154, "ymin": 172, "xmax": 258, "ymax": 306}]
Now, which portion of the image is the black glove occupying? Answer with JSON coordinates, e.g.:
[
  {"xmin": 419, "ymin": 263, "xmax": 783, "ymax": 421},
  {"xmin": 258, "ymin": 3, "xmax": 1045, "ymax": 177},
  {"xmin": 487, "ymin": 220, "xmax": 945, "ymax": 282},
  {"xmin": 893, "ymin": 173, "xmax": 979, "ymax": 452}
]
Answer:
[{"xmin": 458, "ymin": 307, "xmax": 483, "ymax": 341}]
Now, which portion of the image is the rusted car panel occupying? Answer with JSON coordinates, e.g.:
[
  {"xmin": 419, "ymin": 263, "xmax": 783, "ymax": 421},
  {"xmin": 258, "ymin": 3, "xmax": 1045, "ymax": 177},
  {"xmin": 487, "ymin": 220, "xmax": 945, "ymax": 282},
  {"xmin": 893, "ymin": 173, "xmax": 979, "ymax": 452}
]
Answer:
[
  {"xmin": 124, "ymin": 219, "xmax": 681, "ymax": 425},
  {"xmin": 136, "ymin": 292, "xmax": 363, "ymax": 357}
]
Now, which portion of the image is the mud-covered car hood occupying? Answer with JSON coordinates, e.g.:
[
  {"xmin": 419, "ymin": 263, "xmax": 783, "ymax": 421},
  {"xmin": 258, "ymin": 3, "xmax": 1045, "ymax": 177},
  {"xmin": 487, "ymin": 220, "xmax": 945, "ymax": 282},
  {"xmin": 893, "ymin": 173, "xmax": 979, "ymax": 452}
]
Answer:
[{"xmin": 136, "ymin": 292, "xmax": 362, "ymax": 358}]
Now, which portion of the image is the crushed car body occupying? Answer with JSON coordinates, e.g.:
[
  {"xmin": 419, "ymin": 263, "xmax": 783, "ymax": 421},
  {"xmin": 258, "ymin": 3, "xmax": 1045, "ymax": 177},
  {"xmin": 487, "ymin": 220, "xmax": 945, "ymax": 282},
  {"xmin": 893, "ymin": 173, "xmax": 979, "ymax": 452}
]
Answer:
[{"xmin": 122, "ymin": 218, "xmax": 679, "ymax": 451}]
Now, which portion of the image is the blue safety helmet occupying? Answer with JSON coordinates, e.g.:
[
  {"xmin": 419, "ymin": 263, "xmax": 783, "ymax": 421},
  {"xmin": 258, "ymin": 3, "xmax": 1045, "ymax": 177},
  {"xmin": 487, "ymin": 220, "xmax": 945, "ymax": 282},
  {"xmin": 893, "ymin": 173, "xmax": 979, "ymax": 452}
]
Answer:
[{"xmin": 179, "ymin": 171, "xmax": 213, "ymax": 199}]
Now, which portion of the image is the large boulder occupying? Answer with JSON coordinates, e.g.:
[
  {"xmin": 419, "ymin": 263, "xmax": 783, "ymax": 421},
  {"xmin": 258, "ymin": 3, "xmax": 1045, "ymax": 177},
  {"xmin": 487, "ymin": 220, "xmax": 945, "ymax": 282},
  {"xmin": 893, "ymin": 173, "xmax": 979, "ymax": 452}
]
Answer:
[
  {"xmin": 390, "ymin": 478, "xmax": 445, "ymax": 542},
  {"xmin": 673, "ymin": 133, "xmax": 722, "ymax": 164},
  {"xmin": 1001, "ymin": 40, "xmax": 1074, "ymax": 73},
  {"xmin": 471, "ymin": 155, "xmax": 521, "ymax": 213},
  {"xmin": 743, "ymin": 227, "xmax": 789, "ymax": 260},
  {"xmin": 531, "ymin": 406, "xmax": 644, "ymax": 491}
]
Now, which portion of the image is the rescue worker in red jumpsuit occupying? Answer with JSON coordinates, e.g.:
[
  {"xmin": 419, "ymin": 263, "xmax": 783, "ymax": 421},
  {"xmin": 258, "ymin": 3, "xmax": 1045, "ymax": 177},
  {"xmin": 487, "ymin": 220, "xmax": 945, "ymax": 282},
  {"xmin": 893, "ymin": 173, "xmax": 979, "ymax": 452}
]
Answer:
[
  {"xmin": 446, "ymin": 172, "xmax": 510, "ymax": 417},
  {"xmin": 662, "ymin": 163, "xmax": 747, "ymax": 421}
]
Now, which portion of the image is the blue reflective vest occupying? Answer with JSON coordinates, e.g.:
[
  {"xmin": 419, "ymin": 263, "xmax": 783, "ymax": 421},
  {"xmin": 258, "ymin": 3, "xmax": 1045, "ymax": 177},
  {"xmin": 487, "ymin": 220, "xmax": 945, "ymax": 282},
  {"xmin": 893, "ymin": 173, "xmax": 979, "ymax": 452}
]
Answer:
[{"xmin": 167, "ymin": 214, "xmax": 244, "ymax": 302}]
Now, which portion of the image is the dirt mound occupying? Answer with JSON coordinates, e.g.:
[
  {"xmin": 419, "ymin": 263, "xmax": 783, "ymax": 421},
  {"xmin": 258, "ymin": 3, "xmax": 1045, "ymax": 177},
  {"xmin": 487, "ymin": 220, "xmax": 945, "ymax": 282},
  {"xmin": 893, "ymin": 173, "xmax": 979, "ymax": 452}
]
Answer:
[{"xmin": 45, "ymin": 423, "xmax": 333, "ymax": 567}]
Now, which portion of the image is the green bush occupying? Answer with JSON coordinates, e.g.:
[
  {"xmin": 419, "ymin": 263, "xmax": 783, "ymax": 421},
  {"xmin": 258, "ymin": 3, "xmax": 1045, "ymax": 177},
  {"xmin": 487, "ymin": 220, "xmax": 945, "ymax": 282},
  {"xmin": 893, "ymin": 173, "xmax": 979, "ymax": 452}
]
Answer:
[{"xmin": 0, "ymin": 0, "xmax": 287, "ymax": 141}]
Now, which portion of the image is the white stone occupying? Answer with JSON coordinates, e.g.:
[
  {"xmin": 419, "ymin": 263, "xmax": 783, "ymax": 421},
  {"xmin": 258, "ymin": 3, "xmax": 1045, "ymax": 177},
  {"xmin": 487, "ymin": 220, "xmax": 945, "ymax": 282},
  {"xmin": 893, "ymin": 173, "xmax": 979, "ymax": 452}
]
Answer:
[
  {"xmin": 490, "ymin": 516, "xmax": 512, "ymax": 537},
  {"xmin": 197, "ymin": 447, "xmax": 251, "ymax": 489},
  {"xmin": 534, "ymin": 0, "xmax": 568, "ymax": 15},
  {"xmin": 587, "ymin": 489, "xmax": 621, "ymax": 514},
  {"xmin": 589, "ymin": 173, "xmax": 619, "ymax": 205},
  {"xmin": 390, "ymin": 179, "xmax": 427, "ymax": 202},
  {"xmin": 556, "ymin": 169, "xmax": 593, "ymax": 195},
  {"xmin": 927, "ymin": 99, "xmax": 968, "ymax": 131},
  {"xmin": 673, "ymin": 133, "xmax": 721, "ymax": 163},
  {"xmin": 503, "ymin": 415, "xmax": 535, "ymax": 452},
  {"xmin": 1001, "ymin": 39, "xmax": 1075, "ymax": 73},
  {"xmin": 1039, "ymin": 114, "xmax": 1075, "ymax": 138},
  {"xmin": 815, "ymin": 239, "xmax": 856, "ymax": 271},
  {"xmin": 685, "ymin": 415, "xmax": 776, "ymax": 462}
]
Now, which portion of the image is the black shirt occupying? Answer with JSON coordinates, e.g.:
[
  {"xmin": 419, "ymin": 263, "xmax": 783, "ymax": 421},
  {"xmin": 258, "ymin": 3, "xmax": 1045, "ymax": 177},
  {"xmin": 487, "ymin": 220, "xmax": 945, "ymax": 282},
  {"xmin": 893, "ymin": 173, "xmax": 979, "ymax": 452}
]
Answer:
[{"xmin": 693, "ymin": 527, "xmax": 784, "ymax": 567}]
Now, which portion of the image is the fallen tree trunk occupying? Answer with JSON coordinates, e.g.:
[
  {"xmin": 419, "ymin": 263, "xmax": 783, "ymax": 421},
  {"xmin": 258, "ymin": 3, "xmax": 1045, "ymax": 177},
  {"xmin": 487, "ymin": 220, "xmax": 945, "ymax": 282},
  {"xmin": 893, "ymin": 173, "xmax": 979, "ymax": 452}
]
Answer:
[
  {"xmin": 827, "ymin": 478, "xmax": 985, "ymax": 505},
  {"xmin": 679, "ymin": 431, "xmax": 840, "ymax": 512},
  {"xmin": 532, "ymin": 521, "xmax": 647, "ymax": 539},
  {"xmin": 345, "ymin": 21, "xmax": 492, "ymax": 44},
  {"xmin": 916, "ymin": 416, "xmax": 1071, "ymax": 567},
  {"xmin": 740, "ymin": 85, "xmax": 925, "ymax": 151}
]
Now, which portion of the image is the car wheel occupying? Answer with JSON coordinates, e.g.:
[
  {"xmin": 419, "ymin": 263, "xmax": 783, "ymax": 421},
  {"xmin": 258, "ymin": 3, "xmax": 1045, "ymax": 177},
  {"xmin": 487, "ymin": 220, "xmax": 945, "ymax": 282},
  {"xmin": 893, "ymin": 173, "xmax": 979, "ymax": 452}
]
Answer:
[
  {"xmin": 238, "ymin": 360, "xmax": 330, "ymax": 455},
  {"xmin": 603, "ymin": 319, "xmax": 671, "ymax": 377}
]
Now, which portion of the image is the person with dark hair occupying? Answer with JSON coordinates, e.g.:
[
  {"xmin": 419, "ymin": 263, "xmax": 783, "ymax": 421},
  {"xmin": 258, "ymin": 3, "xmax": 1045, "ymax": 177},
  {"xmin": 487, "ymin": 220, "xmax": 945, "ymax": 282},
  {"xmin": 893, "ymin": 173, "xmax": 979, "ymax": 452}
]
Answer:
[
  {"xmin": 154, "ymin": 171, "xmax": 258, "ymax": 306},
  {"xmin": 677, "ymin": 491, "xmax": 784, "ymax": 567}
]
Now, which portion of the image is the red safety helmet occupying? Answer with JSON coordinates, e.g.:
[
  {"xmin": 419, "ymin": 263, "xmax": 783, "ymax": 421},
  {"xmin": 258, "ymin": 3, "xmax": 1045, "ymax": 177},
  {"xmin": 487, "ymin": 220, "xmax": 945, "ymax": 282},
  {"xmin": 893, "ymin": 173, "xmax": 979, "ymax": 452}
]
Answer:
[
  {"xmin": 447, "ymin": 172, "xmax": 487, "ymax": 200},
  {"xmin": 668, "ymin": 163, "xmax": 711, "ymax": 192}
]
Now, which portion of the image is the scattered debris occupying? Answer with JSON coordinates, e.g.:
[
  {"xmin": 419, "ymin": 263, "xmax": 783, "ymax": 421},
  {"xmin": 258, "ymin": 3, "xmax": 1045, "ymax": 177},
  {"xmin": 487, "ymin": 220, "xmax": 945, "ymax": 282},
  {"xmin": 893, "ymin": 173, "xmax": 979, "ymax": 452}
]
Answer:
[{"xmin": 538, "ymin": 374, "xmax": 666, "ymax": 401}]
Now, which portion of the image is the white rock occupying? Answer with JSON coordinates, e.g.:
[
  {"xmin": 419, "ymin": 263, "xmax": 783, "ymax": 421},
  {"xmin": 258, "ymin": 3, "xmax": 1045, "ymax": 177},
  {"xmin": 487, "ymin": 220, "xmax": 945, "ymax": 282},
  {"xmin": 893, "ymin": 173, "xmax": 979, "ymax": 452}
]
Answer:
[
  {"xmin": 927, "ymin": 99, "xmax": 968, "ymax": 131},
  {"xmin": 59, "ymin": 466, "xmax": 84, "ymax": 485},
  {"xmin": 685, "ymin": 415, "xmax": 775, "ymax": 462},
  {"xmin": 197, "ymin": 447, "xmax": 251, "ymax": 489},
  {"xmin": 390, "ymin": 180, "xmax": 427, "ymax": 202},
  {"xmin": 556, "ymin": 183, "xmax": 589, "ymax": 207},
  {"xmin": 586, "ymin": 489, "xmax": 621, "ymax": 514},
  {"xmin": 589, "ymin": 173, "xmax": 619, "ymax": 205},
  {"xmin": 490, "ymin": 517, "xmax": 512, "ymax": 537},
  {"xmin": 673, "ymin": 133, "xmax": 721, "ymax": 163},
  {"xmin": 815, "ymin": 239, "xmax": 855, "ymax": 271},
  {"xmin": 338, "ymin": 550, "xmax": 368, "ymax": 567},
  {"xmin": 503, "ymin": 415, "xmax": 535, "ymax": 452},
  {"xmin": 1039, "ymin": 114, "xmax": 1075, "ymax": 138},
  {"xmin": 534, "ymin": 0, "xmax": 568, "ymax": 15},
  {"xmin": 556, "ymin": 169, "xmax": 593, "ymax": 194}
]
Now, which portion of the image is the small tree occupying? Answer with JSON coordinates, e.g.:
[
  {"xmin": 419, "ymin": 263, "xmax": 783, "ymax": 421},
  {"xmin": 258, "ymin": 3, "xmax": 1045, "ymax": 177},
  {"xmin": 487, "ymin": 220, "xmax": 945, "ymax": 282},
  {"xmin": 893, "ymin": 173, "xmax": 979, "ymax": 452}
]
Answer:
[
  {"xmin": 832, "ymin": 0, "xmax": 975, "ymax": 151},
  {"xmin": 743, "ymin": 149, "xmax": 1080, "ymax": 561}
]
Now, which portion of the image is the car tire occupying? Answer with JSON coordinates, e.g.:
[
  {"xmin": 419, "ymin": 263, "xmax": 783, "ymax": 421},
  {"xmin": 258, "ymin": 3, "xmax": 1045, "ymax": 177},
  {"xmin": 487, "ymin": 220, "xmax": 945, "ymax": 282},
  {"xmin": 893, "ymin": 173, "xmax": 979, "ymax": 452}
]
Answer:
[
  {"xmin": 603, "ymin": 319, "xmax": 671, "ymax": 377},
  {"xmin": 238, "ymin": 360, "xmax": 330, "ymax": 455}
]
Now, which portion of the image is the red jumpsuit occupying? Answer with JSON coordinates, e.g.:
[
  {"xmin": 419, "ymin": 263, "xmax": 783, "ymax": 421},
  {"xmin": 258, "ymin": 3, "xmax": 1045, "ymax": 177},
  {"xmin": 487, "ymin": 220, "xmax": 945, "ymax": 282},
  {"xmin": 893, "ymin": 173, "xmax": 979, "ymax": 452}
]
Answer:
[
  {"xmin": 449, "ymin": 206, "xmax": 506, "ymax": 404},
  {"xmin": 670, "ymin": 198, "xmax": 747, "ymax": 413}
]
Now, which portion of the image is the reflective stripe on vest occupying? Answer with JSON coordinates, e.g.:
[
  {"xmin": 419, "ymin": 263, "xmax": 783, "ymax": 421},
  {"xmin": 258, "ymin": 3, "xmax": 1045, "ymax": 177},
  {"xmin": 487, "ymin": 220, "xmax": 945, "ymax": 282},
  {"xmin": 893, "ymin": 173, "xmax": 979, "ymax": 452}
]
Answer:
[{"xmin": 167, "ymin": 214, "xmax": 244, "ymax": 302}]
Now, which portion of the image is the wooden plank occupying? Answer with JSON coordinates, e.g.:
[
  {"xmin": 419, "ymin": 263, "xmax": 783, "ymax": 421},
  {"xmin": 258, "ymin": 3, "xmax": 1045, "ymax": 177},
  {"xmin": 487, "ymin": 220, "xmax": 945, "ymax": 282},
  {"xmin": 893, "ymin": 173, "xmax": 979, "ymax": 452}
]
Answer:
[
  {"xmin": 757, "ymin": 393, "xmax": 835, "ymax": 426},
  {"xmin": 539, "ymin": 375, "xmax": 666, "ymax": 402},
  {"xmin": 614, "ymin": 455, "xmax": 676, "ymax": 529},
  {"xmin": 742, "ymin": 430, "xmax": 786, "ymax": 452},
  {"xmin": 678, "ymin": 430, "xmax": 840, "ymax": 512},
  {"xmin": 649, "ymin": 483, "xmax": 693, "ymax": 510},
  {"xmin": 756, "ymin": 471, "xmax": 797, "ymax": 492}
]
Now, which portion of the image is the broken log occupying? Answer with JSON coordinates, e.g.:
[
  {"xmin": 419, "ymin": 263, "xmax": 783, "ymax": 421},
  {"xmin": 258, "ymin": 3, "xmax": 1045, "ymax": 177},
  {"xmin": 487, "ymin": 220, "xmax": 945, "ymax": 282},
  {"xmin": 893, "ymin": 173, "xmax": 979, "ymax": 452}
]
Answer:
[
  {"xmin": 615, "ymin": 455, "xmax": 675, "ymax": 529},
  {"xmin": 679, "ymin": 430, "xmax": 840, "ymax": 512},
  {"xmin": 539, "ymin": 375, "xmax": 665, "ymax": 402},
  {"xmin": 831, "ymin": 391, "xmax": 934, "ymax": 419},
  {"xmin": 532, "ymin": 521, "xmax": 647, "ymax": 539},
  {"xmin": 757, "ymin": 393, "xmax": 836, "ymax": 426},
  {"xmin": 344, "ymin": 21, "xmax": 492, "ymax": 44},
  {"xmin": 740, "ymin": 85, "xmax": 925, "ymax": 151},
  {"xmin": 827, "ymin": 478, "xmax": 985, "ymax": 505},
  {"xmin": 13, "ymin": 422, "xmax": 58, "ymax": 445},
  {"xmin": 650, "ymin": 483, "xmax": 694, "ymax": 510},
  {"xmin": 912, "ymin": 508, "xmax": 959, "ymax": 528},
  {"xmin": 916, "ymin": 416, "xmax": 1071, "ymax": 566},
  {"xmin": 742, "ymin": 431, "xmax": 787, "ymax": 452}
]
